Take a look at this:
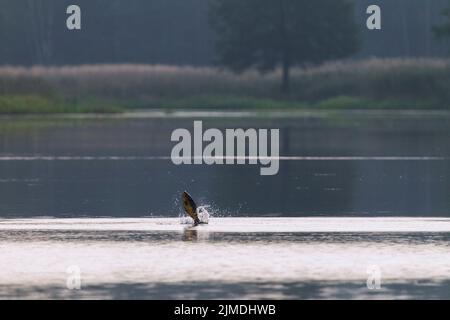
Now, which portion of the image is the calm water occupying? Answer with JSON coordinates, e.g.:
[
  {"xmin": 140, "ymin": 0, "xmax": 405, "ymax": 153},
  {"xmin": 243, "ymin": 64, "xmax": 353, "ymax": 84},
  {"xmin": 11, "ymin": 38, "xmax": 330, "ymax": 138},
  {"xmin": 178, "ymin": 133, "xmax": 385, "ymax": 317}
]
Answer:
[
  {"xmin": 0, "ymin": 111, "xmax": 449, "ymax": 299},
  {"xmin": 0, "ymin": 111, "xmax": 449, "ymax": 217}
]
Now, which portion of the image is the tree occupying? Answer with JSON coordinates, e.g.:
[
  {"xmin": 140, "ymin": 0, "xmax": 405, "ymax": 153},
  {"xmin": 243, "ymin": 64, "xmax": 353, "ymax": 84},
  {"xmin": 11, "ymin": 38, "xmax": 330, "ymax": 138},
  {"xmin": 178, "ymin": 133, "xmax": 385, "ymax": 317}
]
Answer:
[
  {"xmin": 433, "ymin": 5, "xmax": 450, "ymax": 39},
  {"xmin": 209, "ymin": 0, "xmax": 359, "ymax": 94},
  {"xmin": 26, "ymin": 0, "xmax": 56, "ymax": 64}
]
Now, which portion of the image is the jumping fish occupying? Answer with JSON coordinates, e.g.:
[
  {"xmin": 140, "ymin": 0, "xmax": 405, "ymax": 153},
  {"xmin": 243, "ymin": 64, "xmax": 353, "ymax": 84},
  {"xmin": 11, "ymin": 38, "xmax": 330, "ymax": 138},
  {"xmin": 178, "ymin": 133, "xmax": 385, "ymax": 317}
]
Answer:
[{"xmin": 182, "ymin": 191, "xmax": 209, "ymax": 226}]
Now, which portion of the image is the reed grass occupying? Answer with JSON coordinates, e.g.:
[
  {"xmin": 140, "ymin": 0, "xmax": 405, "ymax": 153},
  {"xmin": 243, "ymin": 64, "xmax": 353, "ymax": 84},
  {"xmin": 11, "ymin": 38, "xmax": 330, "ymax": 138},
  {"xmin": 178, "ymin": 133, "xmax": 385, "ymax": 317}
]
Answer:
[{"xmin": 0, "ymin": 58, "xmax": 449, "ymax": 113}]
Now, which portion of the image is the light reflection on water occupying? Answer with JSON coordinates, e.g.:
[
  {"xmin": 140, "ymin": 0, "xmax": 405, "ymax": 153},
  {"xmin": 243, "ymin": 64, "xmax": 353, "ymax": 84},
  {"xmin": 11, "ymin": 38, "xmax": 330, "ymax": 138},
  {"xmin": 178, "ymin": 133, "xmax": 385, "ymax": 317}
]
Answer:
[{"xmin": 0, "ymin": 218, "xmax": 450, "ymax": 299}]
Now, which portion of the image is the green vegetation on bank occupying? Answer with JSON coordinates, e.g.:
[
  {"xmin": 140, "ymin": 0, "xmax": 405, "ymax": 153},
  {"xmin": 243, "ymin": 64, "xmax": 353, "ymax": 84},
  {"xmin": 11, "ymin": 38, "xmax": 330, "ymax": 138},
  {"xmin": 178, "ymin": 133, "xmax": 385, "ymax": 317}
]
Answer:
[
  {"xmin": 0, "ymin": 95, "xmax": 123, "ymax": 114},
  {"xmin": 150, "ymin": 95, "xmax": 444, "ymax": 111},
  {"xmin": 0, "ymin": 58, "xmax": 450, "ymax": 114}
]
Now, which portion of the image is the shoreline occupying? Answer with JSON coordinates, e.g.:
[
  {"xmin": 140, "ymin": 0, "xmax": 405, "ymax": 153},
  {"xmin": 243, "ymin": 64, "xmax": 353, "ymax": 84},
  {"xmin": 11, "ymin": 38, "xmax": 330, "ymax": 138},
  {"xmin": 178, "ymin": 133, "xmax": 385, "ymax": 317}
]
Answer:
[{"xmin": 2, "ymin": 108, "xmax": 450, "ymax": 119}]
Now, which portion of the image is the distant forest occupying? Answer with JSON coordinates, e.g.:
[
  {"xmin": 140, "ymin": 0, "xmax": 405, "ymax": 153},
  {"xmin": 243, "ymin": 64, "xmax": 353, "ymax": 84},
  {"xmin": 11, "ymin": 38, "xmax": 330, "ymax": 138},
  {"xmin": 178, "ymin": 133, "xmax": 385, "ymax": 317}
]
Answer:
[{"xmin": 0, "ymin": 0, "xmax": 449, "ymax": 66}]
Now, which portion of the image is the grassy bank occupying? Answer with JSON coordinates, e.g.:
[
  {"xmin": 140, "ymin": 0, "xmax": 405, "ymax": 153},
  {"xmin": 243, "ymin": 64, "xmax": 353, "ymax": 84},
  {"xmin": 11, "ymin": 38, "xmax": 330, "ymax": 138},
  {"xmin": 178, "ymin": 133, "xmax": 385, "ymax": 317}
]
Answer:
[
  {"xmin": 0, "ymin": 95, "xmax": 123, "ymax": 114},
  {"xmin": 151, "ymin": 95, "xmax": 443, "ymax": 110},
  {"xmin": 1, "ymin": 58, "xmax": 450, "ymax": 114}
]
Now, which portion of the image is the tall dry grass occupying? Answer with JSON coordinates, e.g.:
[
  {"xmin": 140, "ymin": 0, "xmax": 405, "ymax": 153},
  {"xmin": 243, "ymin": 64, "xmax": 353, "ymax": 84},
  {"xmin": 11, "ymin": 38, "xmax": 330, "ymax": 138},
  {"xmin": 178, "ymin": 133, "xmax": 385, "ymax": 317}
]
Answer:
[{"xmin": 1, "ymin": 58, "xmax": 450, "ymax": 108}]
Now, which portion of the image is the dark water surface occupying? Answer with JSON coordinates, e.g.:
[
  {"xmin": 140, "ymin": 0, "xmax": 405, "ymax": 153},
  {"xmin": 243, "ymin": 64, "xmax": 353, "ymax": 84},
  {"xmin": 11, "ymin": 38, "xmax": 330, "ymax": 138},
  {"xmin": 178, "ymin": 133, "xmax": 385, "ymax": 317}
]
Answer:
[{"xmin": 0, "ymin": 111, "xmax": 449, "ymax": 217}]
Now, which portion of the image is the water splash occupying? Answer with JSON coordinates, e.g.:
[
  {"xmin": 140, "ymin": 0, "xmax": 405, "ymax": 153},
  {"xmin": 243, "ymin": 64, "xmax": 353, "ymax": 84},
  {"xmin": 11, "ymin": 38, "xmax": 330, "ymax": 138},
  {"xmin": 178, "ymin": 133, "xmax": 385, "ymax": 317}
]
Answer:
[
  {"xmin": 179, "ymin": 206, "xmax": 210, "ymax": 225},
  {"xmin": 197, "ymin": 206, "xmax": 210, "ymax": 224}
]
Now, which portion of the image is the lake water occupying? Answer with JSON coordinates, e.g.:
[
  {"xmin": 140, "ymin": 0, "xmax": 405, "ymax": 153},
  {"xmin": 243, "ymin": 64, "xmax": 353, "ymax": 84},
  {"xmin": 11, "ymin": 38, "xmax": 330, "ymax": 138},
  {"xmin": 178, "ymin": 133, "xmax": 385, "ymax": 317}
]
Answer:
[{"xmin": 0, "ymin": 110, "xmax": 449, "ymax": 299}]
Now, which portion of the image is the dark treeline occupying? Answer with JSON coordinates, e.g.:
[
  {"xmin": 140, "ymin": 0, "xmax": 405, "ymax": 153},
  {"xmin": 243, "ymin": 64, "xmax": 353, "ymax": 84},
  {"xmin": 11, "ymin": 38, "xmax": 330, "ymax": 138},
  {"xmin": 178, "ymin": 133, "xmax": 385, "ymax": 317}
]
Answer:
[
  {"xmin": 0, "ymin": 0, "xmax": 215, "ymax": 65},
  {"xmin": 0, "ymin": 0, "xmax": 449, "ymax": 66}
]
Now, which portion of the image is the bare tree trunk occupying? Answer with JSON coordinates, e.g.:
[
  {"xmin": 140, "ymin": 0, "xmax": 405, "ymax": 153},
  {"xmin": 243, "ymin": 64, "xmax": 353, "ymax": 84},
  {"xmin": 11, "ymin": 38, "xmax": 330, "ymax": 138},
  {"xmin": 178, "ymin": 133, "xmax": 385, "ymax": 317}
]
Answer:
[
  {"xmin": 279, "ymin": 0, "xmax": 290, "ymax": 94},
  {"xmin": 401, "ymin": 0, "xmax": 411, "ymax": 57},
  {"xmin": 281, "ymin": 57, "xmax": 290, "ymax": 94},
  {"xmin": 425, "ymin": 0, "xmax": 432, "ymax": 56},
  {"xmin": 26, "ymin": 0, "xmax": 54, "ymax": 65},
  {"xmin": 112, "ymin": 0, "xmax": 122, "ymax": 63},
  {"xmin": 27, "ymin": 0, "xmax": 41, "ymax": 64}
]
